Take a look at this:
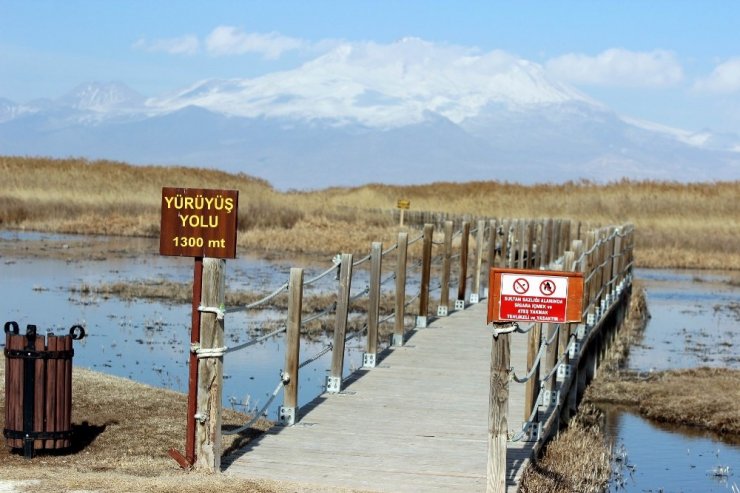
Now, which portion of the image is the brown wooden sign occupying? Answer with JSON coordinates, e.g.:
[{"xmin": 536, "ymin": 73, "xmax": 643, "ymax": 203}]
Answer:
[
  {"xmin": 488, "ymin": 268, "xmax": 584, "ymax": 324},
  {"xmin": 159, "ymin": 187, "xmax": 239, "ymax": 259}
]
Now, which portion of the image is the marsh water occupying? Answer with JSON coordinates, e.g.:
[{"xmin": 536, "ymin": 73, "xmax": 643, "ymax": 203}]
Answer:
[
  {"xmin": 1, "ymin": 232, "xmax": 738, "ymax": 491},
  {"xmin": 604, "ymin": 268, "xmax": 740, "ymax": 492},
  {"xmin": 0, "ymin": 230, "xmax": 378, "ymax": 419}
]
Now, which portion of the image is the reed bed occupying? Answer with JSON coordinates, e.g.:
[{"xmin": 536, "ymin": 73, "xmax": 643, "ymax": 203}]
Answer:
[
  {"xmin": 587, "ymin": 367, "xmax": 740, "ymax": 435},
  {"xmin": 519, "ymin": 405, "xmax": 611, "ymax": 493},
  {"xmin": 0, "ymin": 359, "xmax": 282, "ymax": 493},
  {"xmin": 519, "ymin": 282, "xmax": 652, "ymax": 492},
  {"xmin": 2, "ymin": 156, "xmax": 739, "ymax": 269}
]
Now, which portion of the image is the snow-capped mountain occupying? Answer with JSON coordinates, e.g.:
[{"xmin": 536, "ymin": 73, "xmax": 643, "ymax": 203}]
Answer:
[
  {"xmin": 58, "ymin": 81, "xmax": 147, "ymax": 112},
  {"xmin": 0, "ymin": 39, "xmax": 738, "ymax": 188},
  {"xmin": 151, "ymin": 39, "xmax": 594, "ymax": 128}
]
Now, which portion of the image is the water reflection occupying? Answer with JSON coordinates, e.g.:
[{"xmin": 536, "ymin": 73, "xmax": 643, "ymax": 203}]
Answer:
[
  {"xmin": 628, "ymin": 268, "xmax": 740, "ymax": 371},
  {"xmin": 603, "ymin": 269, "xmax": 740, "ymax": 492},
  {"xmin": 0, "ymin": 231, "xmax": 379, "ymax": 421},
  {"xmin": 605, "ymin": 407, "xmax": 738, "ymax": 492}
]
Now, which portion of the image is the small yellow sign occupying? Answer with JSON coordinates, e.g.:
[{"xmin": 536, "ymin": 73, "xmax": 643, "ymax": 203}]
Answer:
[{"xmin": 397, "ymin": 199, "xmax": 411, "ymax": 210}]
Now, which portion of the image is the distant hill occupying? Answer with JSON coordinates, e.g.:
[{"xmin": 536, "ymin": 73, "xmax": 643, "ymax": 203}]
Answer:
[{"xmin": 1, "ymin": 39, "xmax": 738, "ymax": 189}]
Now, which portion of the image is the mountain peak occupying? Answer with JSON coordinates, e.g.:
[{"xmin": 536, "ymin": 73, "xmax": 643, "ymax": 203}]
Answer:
[
  {"xmin": 59, "ymin": 81, "xmax": 146, "ymax": 111},
  {"xmin": 152, "ymin": 39, "xmax": 592, "ymax": 128}
]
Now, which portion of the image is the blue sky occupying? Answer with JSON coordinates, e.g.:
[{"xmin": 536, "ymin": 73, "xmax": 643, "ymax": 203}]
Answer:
[{"xmin": 2, "ymin": 0, "xmax": 740, "ymax": 134}]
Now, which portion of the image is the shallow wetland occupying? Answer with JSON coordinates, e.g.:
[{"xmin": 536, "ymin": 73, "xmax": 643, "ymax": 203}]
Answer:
[
  {"xmin": 600, "ymin": 269, "xmax": 740, "ymax": 492},
  {"xmin": 1, "ymin": 230, "xmax": 739, "ymax": 492}
]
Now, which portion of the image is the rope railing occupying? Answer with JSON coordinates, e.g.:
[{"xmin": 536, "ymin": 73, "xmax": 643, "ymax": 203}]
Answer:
[
  {"xmin": 382, "ymin": 243, "xmax": 399, "ymax": 256},
  {"xmin": 223, "ymin": 376, "xmax": 286, "ymax": 435},
  {"xmin": 352, "ymin": 253, "xmax": 372, "ymax": 267},
  {"xmin": 225, "ymin": 325, "xmax": 287, "ymax": 354},
  {"xmin": 303, "ymin": 262, "xmax": 340, "ymax": 287},
  {"xmin": 509, "ymin": 324, "xmax": 560, "ymax": 384},
  {"xmin": 226, "ymin": 281, "xmax": 289, "ymax": 313},
  {"xmin": 502, "ymin": 223, "xmax": 634, "ymax": 451},
  {"xmin": 206, "ymin": 217, "xmax": 634, "ymax": 474},
  {"xmin": 407, "ymin": 233, "xmax": 425, "ymax": 246}
]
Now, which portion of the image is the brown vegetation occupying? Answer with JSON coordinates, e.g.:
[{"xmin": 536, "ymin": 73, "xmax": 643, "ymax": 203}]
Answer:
[
  {"xmin": 519, "ymin": 283, "xmax": 652, "ymax": 492},
  {"xmin": 68, "ymin": 280, "xmax": 405, "ymax": 338},
  {"xmin": 2, "ymin": 156, "xmax": 739, "ymax": 269},
  {"xmin": 584, "ymin": 284, "xmax": 740, "ymax": 436},
  {"xmin": 0, "ymin": 358, "xmax": 280, "ymax": 492},
  {"xmin": 519, "ymin": 405, "xmax": 611, "ymax": 493},
  {"xmin": 586, "ymin": 367, "xmax": 740, "ymax": 435}
]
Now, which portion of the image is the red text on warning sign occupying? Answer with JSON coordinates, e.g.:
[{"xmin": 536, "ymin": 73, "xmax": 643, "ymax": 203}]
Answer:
[{"xmin": 499, "ymin": 273, "xmax": 568, "ymax": 323}]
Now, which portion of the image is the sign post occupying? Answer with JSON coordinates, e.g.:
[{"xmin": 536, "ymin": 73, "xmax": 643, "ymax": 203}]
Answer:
[
  {"xmin": 486, "ymin": 267, "xmax": 583, "ymax": 492},
  {"xmin": 396, "ymin": 199, "xmax": 410, "ymax": 227},
  {"xmin": 160, "ymin": 187, "xmax": 238, "ymax": 470}
]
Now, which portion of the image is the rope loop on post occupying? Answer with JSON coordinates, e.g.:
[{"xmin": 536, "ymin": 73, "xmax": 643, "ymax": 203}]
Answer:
[
  {"xmin": 190, "ymin": 343, "xmax": 228, "ymax": 359},
  {"xmin": 198, "ymin": 304, "xmax": 226, "ymax": 320}
]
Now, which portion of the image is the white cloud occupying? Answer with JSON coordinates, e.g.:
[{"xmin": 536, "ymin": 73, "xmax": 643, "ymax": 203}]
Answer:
[
  {"xmin": 546, "ymin": 48, "xmax": 683, "ymax": 88},
  {"xmin": 694, "ymin": 58, "xmax": 740, "ymax": 93},
  {"xmin": 205, "ymin": 26, "xmax": 305, "ymax": 59},
  {"xmin": 132, "ymin": 35, "xmax": 200, "ymax": 55}
]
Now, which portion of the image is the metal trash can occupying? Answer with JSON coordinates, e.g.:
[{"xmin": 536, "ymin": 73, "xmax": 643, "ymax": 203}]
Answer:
[{"xmin": 3, "ymin": 322, "xmax": 85, "ymax": 458}]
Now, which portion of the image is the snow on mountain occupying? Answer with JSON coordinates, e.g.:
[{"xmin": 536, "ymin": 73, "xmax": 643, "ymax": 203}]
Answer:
[
  {"xmin": 0, "ymin": 39, "xmax": 738, "ymax": 188},
  {"xmin": 0, "ymin": 98, "xmax": 34, "ymax": 123},
  {"xmin": 151, "ymin": 38, "xmax": 595, "ymax": 128},
  {"xmin": 59, "ymin": 81, "xmax": 147, "ymax": 113}
]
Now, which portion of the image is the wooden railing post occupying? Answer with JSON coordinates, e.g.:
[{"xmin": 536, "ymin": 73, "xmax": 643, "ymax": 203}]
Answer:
[
  {"xmin": 364, "ymin": 242, "xmax": 382, "ymax": 368},
  {"xmin": 279, "ymin": 268, "xmax": 303, "ymax": 426},
  {"xmin": 327, "ymin": 254, "xmax": 353, "ymax": 393},
  {"xmin": 195, "ymin": 258, "xmax": 225, "ymax": 472},
  {"xmin": 500, "ymin": 219, "xmax": 511, "ymax": 267},
  {"xmin": 456, "ymin": 221, "xmax": 470, "ymax": 309},
  {"xmin": 550, "ymin": 219, "xmax": 562, "ymax": 263},
  {"xmin": 487, "ymin": 332, "xmax": 510, "ymax": 493},
  {"xmin": 532, "ymin": 219, "xmax": 545, "ymax": 269},
  {"xmin": 417, "ymin": 224, "xmax": 434, "ymax": 328},
  {"xmin": 438, "ymin": 221, "xmax": 453, "ymax": 317},
  {"xmin": 542, "ymin": 219, "xmax": 553, "ymax": 267},
  {"xmin": 526, "ymin": 220, "xmax": 535, "ymax": 268},
  {"xmin": 393, "ymin": 233, "xmax": 408, "ymax": 346},
  {"xmin": 486, "ymin": 219, "xmax": 498, "ymax": 295},
  {"xmin": 560, "ymin": 220, "xmax": 572, "ymax": 258},
  {"xmin": 471, "ymin": 219, "xmax": 486, "ymax": 303},
  {"xmin": 522, "ymin": 220, "xmax": 541, "ymax": 425},
  {"xmin": 517, "ymin": 220, "xmax": 527, "ymax": 269},
  {"xmin": 567, "ymin": 242, "xmax": 584, "ymax": 417}
]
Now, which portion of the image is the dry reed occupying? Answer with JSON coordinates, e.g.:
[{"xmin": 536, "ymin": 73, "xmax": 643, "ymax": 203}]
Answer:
[
  {"xmin": 519, "ymin": 405, "xmax": 611, "ymax": 493},
  {"xmin": 0, "ymin": 359, "xmax": 279, "ymax": 492},
  {"xmin": 586, "ymin": 367, "xmax": 740, "ymax": 435},
  {"xmin": 2, "ymin": 156, "xmax": 739, "ymax": 269}
]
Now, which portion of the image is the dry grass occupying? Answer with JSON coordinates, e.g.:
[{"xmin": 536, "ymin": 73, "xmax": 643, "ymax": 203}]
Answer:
[
  {"xmin": 584, "ymin": 283, "xmax": 740, "ymax": 435},
  {"xmin": 0, "ymin": 357, "xmax": 283, "ymax": 492},
  {"xmin": 586, "ymin": 367, "xmax": 740, "ymax": 435},
  {"xmin": 518, "ymin": 282, "xmax": 652, "ymax": 492},
  {"xmin": 68, "ymin": 280, "xmax": 405, "ymax": 338},
  {"xmin": 2, "ymin": 156, "xmax": 739, "ymax": 268},
  {"xmin": 519, "ymin": 405, "xmax": 611, "ymax": 493},
  {"xmin": 595, "ymin": 282, "xmax": 650, "ymax": 373}
]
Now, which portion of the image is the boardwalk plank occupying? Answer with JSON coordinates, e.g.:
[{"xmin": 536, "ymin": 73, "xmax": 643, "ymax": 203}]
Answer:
[{"xmin": 224, "ymin": 302, "xmax": 534, "ymax": 492}]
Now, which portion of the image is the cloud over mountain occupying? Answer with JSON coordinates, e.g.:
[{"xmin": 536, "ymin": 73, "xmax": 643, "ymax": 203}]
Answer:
[
  {"xmin": 546, "ymin": 49, "xmax": 684, "ymax": 88},
  {"xmin": 0, "ymin": 39, "xmax": 737, "ymax": 189}
]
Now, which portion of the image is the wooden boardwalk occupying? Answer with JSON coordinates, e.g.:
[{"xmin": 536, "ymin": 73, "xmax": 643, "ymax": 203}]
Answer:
[{"xmin": 224, "ymin": 301, "xmax": 534, "ymax": 492}]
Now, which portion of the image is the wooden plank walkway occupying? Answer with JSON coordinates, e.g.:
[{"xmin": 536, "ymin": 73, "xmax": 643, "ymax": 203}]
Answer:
[{"xmin": 224, "ymin": 301, "xmax": 535, "ymax": 492}]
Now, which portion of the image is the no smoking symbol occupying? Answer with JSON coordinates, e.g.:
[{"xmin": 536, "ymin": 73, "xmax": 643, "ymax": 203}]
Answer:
[
  {"xmin": 513, "ymin": 278, "xmax": 529, "ymax": 294},
  {"xmin": 540, "ymin": 279, "xmax": 556, "ymax": 296}
]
